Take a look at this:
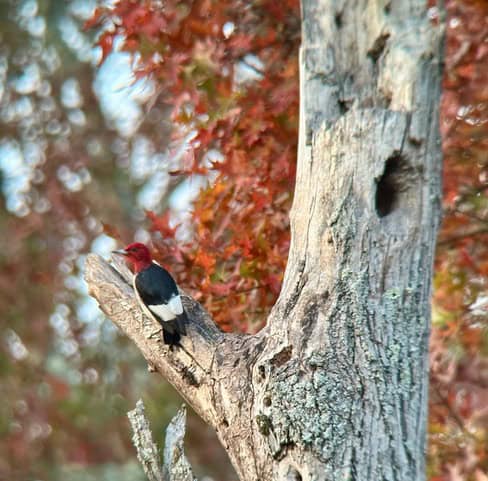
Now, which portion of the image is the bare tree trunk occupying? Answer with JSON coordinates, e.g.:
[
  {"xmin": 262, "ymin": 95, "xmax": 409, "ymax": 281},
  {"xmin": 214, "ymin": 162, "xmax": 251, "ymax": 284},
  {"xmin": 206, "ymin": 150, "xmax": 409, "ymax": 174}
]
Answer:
[{"xmin": 85, "ymin": 1, "xmax": 444, "ymax": 480}]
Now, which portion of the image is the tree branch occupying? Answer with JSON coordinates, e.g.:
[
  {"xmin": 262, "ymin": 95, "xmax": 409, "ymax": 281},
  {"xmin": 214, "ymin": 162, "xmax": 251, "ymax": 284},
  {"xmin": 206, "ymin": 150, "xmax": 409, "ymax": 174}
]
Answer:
[
  {"xmin": 437, "ymin": 226, "xmax": 488, "ymax": 246},
  {"xmin": 163, "ymin": 405, "xmax": 197, "ymax": 481},
  {"xmin": 85, "ymin": 253, "xmax": 268, "ymax": 481},
  {"xmin": 128, "ymin": 400, "xmax": 165, "ymax": 481},
  {"xmin": 128, "ymin": 400, "xmax": 197, "ymax": 481},
  {"xmin": 85, "ymin": 254, "xmax": 224, "ymax": 425}
]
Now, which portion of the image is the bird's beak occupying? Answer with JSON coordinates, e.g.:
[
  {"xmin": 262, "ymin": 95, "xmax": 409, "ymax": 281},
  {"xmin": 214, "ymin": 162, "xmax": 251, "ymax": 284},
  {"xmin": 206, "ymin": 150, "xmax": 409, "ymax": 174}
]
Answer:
[{"xmin": 112, "ymin": 249, "xmax": 128, "ymax": 256}]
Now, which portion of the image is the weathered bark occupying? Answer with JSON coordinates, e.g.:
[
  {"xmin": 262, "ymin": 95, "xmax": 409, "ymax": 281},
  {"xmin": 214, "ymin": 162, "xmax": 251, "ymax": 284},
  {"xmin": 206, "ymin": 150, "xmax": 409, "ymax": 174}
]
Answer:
[
  {"xmin": 128, "ymin": 400, "xmax": 164, "ymax": 481},
  {"xmin": 85, "ymin": 1, "xmax": 444, "ymax": 480},
  {"xmin": 128, "ymin": 400, "xmax": 196, "ymax": 481},
  {"xmin": 162, "ymin": 405, "xmax": 197, "ymax": 481}
]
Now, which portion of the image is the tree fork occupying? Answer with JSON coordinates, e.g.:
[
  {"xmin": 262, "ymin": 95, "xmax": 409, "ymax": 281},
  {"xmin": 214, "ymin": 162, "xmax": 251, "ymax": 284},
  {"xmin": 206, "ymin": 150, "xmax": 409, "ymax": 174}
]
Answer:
[{"xmin": 85, "ymin": 1, "xmax": 444, "ymax": 480}]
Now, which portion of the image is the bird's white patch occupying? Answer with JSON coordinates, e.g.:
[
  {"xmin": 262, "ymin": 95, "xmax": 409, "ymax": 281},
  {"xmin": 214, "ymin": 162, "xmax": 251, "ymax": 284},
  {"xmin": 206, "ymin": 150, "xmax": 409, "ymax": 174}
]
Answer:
[
  {"xmin": 148, "ymin": 295, "xmax": 182, "ymax": 321},
  {"xmin": 168, "ymin": 295, "xmax": 183, "ymax": 315},
  {"xmin": 132, "ymin": 275, "xmax": 182, "ymax": 323},
  {"xmin": 148, "ymin": 303, "xmax": 177, "ymax": 321}
]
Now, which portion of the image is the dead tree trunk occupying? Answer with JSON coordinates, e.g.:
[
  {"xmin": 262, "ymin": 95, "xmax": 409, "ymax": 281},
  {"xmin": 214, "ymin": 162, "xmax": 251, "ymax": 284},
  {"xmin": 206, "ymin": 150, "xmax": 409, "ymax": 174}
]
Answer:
[{"xmin": 85, "ymin": 1, "xmax": 444, "ymax": 480}]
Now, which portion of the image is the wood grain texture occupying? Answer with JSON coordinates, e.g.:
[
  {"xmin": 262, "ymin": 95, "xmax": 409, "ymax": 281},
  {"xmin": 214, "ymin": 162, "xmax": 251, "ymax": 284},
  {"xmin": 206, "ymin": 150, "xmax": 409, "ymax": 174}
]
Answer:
[
  {"xmin": 127, "ymin": 400, "xmax": 197, "ymax": 481},
  {"xmin": 127, "ymin": 400, "xmax": 165, "ymax": 481},
  {"xmin": 162, "ymin": 405, "xmax": 197, "ymax": 481}
]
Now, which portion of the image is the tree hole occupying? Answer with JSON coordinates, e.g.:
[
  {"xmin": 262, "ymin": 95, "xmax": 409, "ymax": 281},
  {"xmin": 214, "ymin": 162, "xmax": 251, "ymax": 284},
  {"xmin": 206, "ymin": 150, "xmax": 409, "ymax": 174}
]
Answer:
[
  {"xmin": 338, "ymin": 98, "xmax": 350, "ymax": 114},
  {"xmin": 368, "ymin": 33, "xmax": 390, "ymax": 63},
  {"xmin": 334, "ymin": 12, "xmax": 342, "ymax": 28},
  {"xmin": 375, "ymin": 154, "xmax": 410, "ymax": 217},
  {"xmin": 270, "ymin": 345, "xmax": 292, "ymax": 367},
  {"xmin": 286, "ymin": 466, "xmax": 303, "ymax": 481}
]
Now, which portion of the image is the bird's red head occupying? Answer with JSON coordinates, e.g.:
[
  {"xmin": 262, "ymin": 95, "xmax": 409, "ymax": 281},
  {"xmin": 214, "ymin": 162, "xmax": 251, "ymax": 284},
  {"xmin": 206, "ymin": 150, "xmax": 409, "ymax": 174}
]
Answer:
[{"xmin": 113, "ymin": 242, "xmax": 152, "ymax": 273}]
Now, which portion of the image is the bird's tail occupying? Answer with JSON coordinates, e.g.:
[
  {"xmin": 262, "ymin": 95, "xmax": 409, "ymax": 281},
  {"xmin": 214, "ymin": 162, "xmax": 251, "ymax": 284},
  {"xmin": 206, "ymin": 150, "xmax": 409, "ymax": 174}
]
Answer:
[
  {"xmin": 162, "ymin": 326, "xmax": 180, "ymax": 346},
  {"xmin": 162, "ymin": 311, "xmax": 187, "ymax": 346}
]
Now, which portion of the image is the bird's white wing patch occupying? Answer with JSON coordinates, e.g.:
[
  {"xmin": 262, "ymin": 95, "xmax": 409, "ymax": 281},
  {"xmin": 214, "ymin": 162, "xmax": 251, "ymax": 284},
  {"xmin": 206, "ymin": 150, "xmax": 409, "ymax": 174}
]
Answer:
[
  {"xmin": 168, "ymin": 295, "xmax": 183, "ymax": 315},
  {"xmin": 132, "ymin": 273, "xmax": 182, "ymax": 322},
  {"xmin": 148, "ymin": 303, "xmax": 177, "ymax": 322},
  {"xmin": 147, "ymin": 296, "xmax": 182, "ymax": 321},
  {"xmin": 132, "ymin": 276, "xmax": 174, "ymax": 323}
]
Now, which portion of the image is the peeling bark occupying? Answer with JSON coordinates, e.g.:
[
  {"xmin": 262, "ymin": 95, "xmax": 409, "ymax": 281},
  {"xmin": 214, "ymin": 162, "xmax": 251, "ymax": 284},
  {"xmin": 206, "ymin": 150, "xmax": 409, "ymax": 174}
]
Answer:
[
  {"xmin": 128, "ymin": 400, "xmax": 196, "ymax": 481},
  {"xmin": 163, "ymin": 406, "xmax": 196, "ymax": 481},
  {"xmin": 128, "ymin": 400, "xmax": 164, "ymax": 481},
  {"xmin": 85, "ymin": 1, "xmax": 444, "ymax": 480}
]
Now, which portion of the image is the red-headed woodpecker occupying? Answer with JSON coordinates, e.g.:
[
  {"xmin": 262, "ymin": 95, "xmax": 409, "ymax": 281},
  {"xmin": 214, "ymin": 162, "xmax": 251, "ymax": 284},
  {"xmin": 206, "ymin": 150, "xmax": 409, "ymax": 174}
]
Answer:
[{"xmin": 112, "ymin": 242, "xmax": 187, "ymax": 346}]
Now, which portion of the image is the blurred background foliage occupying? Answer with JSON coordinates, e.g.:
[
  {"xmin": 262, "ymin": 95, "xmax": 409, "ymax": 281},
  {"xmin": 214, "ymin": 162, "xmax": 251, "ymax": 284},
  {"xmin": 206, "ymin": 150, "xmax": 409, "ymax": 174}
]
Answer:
[
  {"xmin": 0, "ymin": 0, "xmax": 486, "ymax": 481},
  {"xmin": 429, "ymin": 1, "xmax": 488, "ymax": 479},
  {"xmin": 0, "ymin": 0, "xmax": 235, "ymax": 479}
]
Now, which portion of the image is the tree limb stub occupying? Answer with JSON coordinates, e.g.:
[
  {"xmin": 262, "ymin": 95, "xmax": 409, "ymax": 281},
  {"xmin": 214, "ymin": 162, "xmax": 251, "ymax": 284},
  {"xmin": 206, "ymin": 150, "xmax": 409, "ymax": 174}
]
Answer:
[
  {"xmin": 84, "ymin": 253, "xmax": 262, "ymax": 481},
  {"xmin": 127, "ymin": 400, "xmax": 165, "ymax": 481},
  {"xmin": 128, "ymin": 400, "xmax": 197, "ymax": 481},
  {"xmin": 163, "ymin": 405, "xmax": 197, "ymax": 481}
]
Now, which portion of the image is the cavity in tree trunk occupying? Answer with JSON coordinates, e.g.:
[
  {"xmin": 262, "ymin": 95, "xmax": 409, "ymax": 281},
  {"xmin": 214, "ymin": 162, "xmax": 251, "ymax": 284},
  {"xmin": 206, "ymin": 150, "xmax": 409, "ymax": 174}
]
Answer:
[{"xmin": 85, "ymin": 0, "xmax": 444, "ymax": 480}]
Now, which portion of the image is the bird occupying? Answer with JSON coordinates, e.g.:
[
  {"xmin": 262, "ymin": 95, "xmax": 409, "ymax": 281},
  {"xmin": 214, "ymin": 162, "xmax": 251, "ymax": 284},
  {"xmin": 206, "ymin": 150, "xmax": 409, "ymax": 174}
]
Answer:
[{"xmin": 112, "ymin": 242, "xmax": 187, "ymax": 346}]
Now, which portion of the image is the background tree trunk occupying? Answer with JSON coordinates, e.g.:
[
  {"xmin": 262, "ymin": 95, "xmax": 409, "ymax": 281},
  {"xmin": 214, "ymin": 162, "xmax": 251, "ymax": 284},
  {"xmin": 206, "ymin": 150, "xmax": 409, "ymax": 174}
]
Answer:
[{"xmin": 85, "ymin": 0, "xmax": 444, "ymax": 480}]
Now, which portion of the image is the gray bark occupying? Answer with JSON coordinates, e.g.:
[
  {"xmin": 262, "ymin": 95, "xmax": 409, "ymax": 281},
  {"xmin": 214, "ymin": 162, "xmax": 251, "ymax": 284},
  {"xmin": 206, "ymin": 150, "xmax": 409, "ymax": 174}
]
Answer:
[
  {"xmin": 127, "ymin": 400, "xmax": 196, "ymax": 481},
  {"xmin": 85, "ymin": 0, "xmax": 444, "ymax": 480},
  {"xmin": 162, "ymin": 405, "xmax": 197, "ymax": 481},
  {"xmin": 128, "ymin": 400, "xmax": 164, "ymax": 481}
]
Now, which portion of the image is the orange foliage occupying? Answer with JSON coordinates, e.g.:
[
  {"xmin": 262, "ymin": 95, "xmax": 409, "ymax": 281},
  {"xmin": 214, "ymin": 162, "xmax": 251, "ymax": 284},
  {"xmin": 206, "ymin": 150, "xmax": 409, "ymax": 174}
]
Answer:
[
  {"xmin": 431, "ymin": 0, "xmax": 488, "ymax": 479},
  {"xmin": 90, "ymin": 0, "xmax": 299, "ymax": 331}
]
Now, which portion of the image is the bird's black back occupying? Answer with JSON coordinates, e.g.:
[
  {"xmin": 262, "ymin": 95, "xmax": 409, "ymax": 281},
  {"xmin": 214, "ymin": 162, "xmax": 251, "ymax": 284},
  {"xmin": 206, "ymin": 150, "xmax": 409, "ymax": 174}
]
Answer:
[{"xmin": 135, "ymin": 262, "xmax": 178, "ymax": 305}]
